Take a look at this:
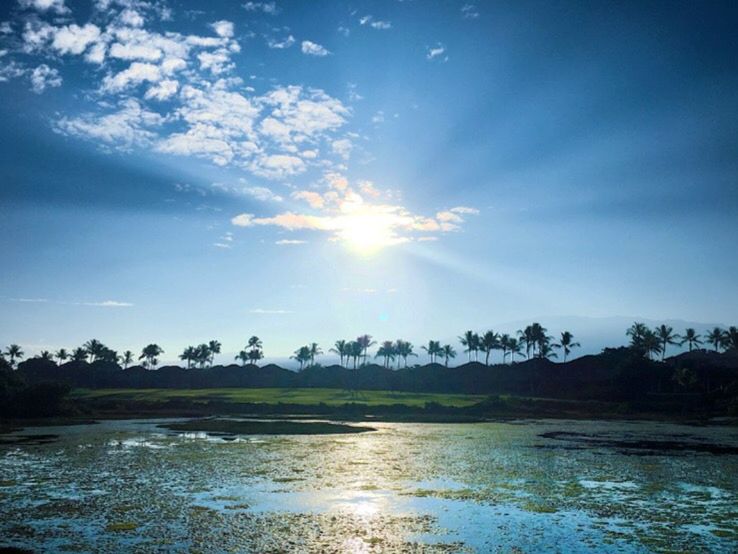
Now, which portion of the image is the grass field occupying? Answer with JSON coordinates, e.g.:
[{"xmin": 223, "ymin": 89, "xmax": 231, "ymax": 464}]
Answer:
[{"xmin": 71, "ymin": 388, "xmax": 487, "ymax": 408}]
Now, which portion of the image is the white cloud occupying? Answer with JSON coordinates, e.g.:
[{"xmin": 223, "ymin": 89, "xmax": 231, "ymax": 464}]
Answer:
[
  {"xmin": 18, "ymin": 0, "xmax": 68, "ymax": 14},
  {"xmin": 242, "ymin": 2, "xmax": 278, "ymax": 14},
  {"xmin": 51, "ymin": 24, "xmax": 101, "ymax": 56},
  {"xmin": 450, "ymin": 206, "xmax": 479, "ymax": 215},
  {"xmin": 145, "ymin": 79, "xmax": 178, "ymax": 100},
  {"xmin": 426, "ymin": 43, "xmax": 447, "ymax": 62},
  {"xmin": 250, "ymin": 154, "xmax": 306, "ymax": 179},
  {"xmin": 359, "ymin": 16, "xmax": 392, "ymax": 30},
  {"xmin": 243, "ymin": 186, "xmax": 283, "ymax": 202},
  {"xmin": 29, "ymin": 64, "xmax": 61, "ymax": 93},
  {"xmin": 213, "ymin": 242, "xmax": 232, "ymax": 249},
  {"xmin": 102, "ymin": 62, "xmax": 162, "ymax": 93},
  {"xmin": 301, "ymin": 40, "xmax": 329, "ymax": 57},
  {"xmin": 331, "ymin": 138, "xmax": 352, "ymax": 160},
  {"xmin": 83, "ymin": 300, "xmax": 133, "ymax": 307},
  {"xmin": 292, "ymin": 190, "xmax": 325, "ymax": 209},
  {"xmin": 109, "ymin": 42, "xmax": 162, "ymax": 62},
  {"xmin": 267, "ymin": 34, "xmax": 295, "ymax": 49},
  {"xmin": 210, "ymin": 20, "xmax": 234, "ymax": 38},
  {"xmin": 275, "ymin": 239, "xmax": 306, "ymax": 245},
  {"xmin": 461, "ymin": 4, "xmax": 480, "ymax": 19},
  {"xmin": 249, "ymin": 308, "xmax": 293, "ymax": 314},
  {"xmin": 119, "ymin": 9, "xmax": 145, "ymax": 27}
]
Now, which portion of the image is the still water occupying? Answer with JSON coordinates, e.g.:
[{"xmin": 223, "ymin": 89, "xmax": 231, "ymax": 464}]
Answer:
[{"xmin": 1, "ymin": 419, "xmax": 737, "ymax": 552}]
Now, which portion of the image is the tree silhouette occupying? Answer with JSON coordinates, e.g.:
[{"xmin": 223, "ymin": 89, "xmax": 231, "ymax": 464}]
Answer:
[
  {"xmin": 235, "ymin": 350, "xmax": 249, "ymax": 366},
  {"xmin": 421, "ymin": 340, "xmax": 442, "ymax": 363},
  {"xmin": 308, "ymin": 342, "xmax": 322, "ymax": 366},
  {"xmin": 504, "ymin": 337, "xmax": 524, "ymax": 363},
  {"xmin": 330, "ymin": 340, "xmax": 348, "ymax": 367},
  {"xmin": 442, "ymin": 344, "xmax": 457, "ymax": 367},
  {"xmin": 348, "ymin": 341, "xmax": 363, "ymax": 369},
  {"xmin": 71, "ymin": 347, "xmax": 88, "ymax": 362},
  {"xmin": 180, "ymin": 346, "xmax": 197, "ymax": 369},
  {"xmin": 38, "ymin": 350, "xmax": 53, "ymax": 361},
  {"xmin": 356, "ymin": 335, "xmax": 375, "ymax": 367},
  {"xmin": 480, "ymin": 330, "xmax": 500, "ymax": 366},
  {"xmin": 537, "ymin": 341, "xmax": 558, "ymax": 360},
  {"xmin": 291, "ymin": 346, "xmax": 311, "ymax": 371},
  {"xmin": 499, "ymin": 334, "xmax": 511, "ymax": 364},
  {"xmin": 459, "ymin": 330, "xmax": 476, "ymax": 362},
  {"xmin": 55, "ymin": 348, "xmax": 69, "ymax": 366},
  {"xmin": 395, "ymin": 340, "xmax": 417, "ymax": 368},
  {"xmin": 375, "ymin": 341, "xmax": 396, "ymax": 368},
  {"xmin": 681, "ymin": 328, "xmax": 702, "ymax": 352},
  {"xmin": 726, "ymin": 327, "xmax": 738, "ymax": 351},
  {"xmin": 248, "ymin": 348, "xmax": 264, "ymax": 366},
  {"xmin": 4, "ymin": 344, "xmax": 24, "ymax": 368},
  {"xmin": 655, "ymin": 325, "xmax": 680, "ymax": 361},
  {"xmin": 207, "ymin": 340, "xmax": 221, "ymax": 367},
  {"xmin": 194, "ymin": 344, "xmax": 210, "ymax": 368},
  {"xmin": 641, "ymin": 329, "xmax": 662, "ymax": 360},
  {"xmin": 247, "ymin": 336, "xmax": 263, "ymax": 367},
  {"xmin": 518, "ymin": 326, "xmax": 535, "ymax": 359},
  {"xmin": 139, "ymin": 344, "xmax": 164, "ymax": 369},
  {"xmin": 119, "ymin": 350, "xmax": 134, "ymax": 369},
  {"xmin": 626, "ymin": 322, "xmax": 650, "ymax": 357},
  {"xmin": 706, "ymin": 327, "xmax": 726, "ymax": 352},
  {"xmin": 83, "ymin": 339, "xmax": 105, "ymax": 363},
  {"xmin": 554, "ymin": 331, "xmax": 580, "ymax": 362}
]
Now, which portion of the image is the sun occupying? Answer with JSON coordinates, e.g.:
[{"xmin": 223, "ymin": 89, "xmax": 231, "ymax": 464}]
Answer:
[{"xmin": 335, "ymin": 211, "xmax": 401, "ymax": 254}]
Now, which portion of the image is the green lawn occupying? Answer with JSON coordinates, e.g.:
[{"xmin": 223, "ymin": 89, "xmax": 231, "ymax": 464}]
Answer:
[{"xmin": 71, "ymin": 388, "xmax": 486, "ymax": 408}]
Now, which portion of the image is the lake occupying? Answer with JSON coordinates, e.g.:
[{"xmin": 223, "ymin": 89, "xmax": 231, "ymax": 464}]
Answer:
[{"xmin": 1, "ymin": 419, "xmax": 737, "ymax": 552}]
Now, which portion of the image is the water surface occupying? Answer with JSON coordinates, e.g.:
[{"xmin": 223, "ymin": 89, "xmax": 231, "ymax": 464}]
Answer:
[{"xmin": 1, "ymin": 419, "xmax": 737, "ymax": 552}]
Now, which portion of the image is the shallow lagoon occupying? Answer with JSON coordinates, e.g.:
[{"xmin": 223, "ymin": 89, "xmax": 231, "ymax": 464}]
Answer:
[{"xmin": 1, "ymin": 419, "xmax": 737, "ymax": 552}]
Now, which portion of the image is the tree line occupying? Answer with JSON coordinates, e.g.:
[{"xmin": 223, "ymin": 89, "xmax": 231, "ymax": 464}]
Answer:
[{"xmin": 3, "ymin": 322, "xmax": 736, "ymax": 372}]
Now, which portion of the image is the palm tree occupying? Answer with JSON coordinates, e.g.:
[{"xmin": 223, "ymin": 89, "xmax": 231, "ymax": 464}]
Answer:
[
  {"xmin": 554, "ymin": 331, "xmax": 580, "ymax": 362},
  {"xmin": 308, "ymin": 342, "xmax": 323, "ymax": 366},
  {"xmin": 207, "ymin": 340, "xmax": 221, "ymax": 367},
  {"xmin": 395, "ymin": 340, "xmax": 417, "ymax": 368},
  {"xmin": 375, "ymin": 341, "xmax": 396, "ymax": 368},
  {"xmin": 422, "ymin": 340, "xmax": 442, "ymax": 363},
  {"xmin": 247, "ymin": 336, "xmax": 263, "ymax": 351},
  {"xmin": 518, "ymin": 326, "xmax": 535, "ymax": 360},
  {"xmin": 71, "ymin": 347, "xmax": 88, "ymax": 362},
  {"xmin": 38, "ymin": 350, "xmax": 53, "ymax": 361},
  {"xmin": 248, "ymin": 348, "xmax": 264, "ymax": 366},
  {"xmin": 459, "ymin": 330, "xmax": 476, "ymax": 362},
  {"xmin": 442, "ymin": 344, "xmax": 456, "ymax": 367},
  {"xmin": 706, "ymin": 327, "xmax": 726, "ymax": 352},
  {"xmin": 641, "ymin": 329, "xmax": 662, "ymax": 360},
  {"xmin": 506, "ymin": 338, "xmax": 523, "ymax": 363},
  {"xmin": 330, "ymin": 340, "xmax": 348, "ymax": 367},
  {"xmin": 4, "ymin": 344, "xmax": 24, "ymax": 368},
  {"xmin": 194, "ymin": 344, "xmax": 210, "ymax": 368},
  {"xmin": 291, "ymin": 345, "xmax": 311, "ymax": 371},
  {"xmin": 499, "ymin": 334, "xmax": 511, "ymax": 364},
  {"xmin": 681, "ymin": 328, "xmax": 702, "ymax": 352},
  {"xmin": 725, "ymin": 327, "xmax": 738, "ymax": 351},
  {"xmin": 235, "ymin": 350, "xmax": 249, "ymax": 366},
  {"xmin": 655, "ymin": 325, "xmax": 680, "ymax": 361},
  {"xmin": 55, "ymin": 348, "xmax": 69, "ymax": 365},
  {"xmin": 139, "ymin": 344, "xmax": 164, "ymax": 369},
  {"xmin": 537, "ymin": 341, "xmax": 558, "ymax": 360},
  {"xmin": 530, "ymin": 323, "xmax": 551, "ymax": 358},
  {"xmin": 83, "ymin": 339, "xmax": 105, "ymax": 363},
  {"xmin": 626, "ymin": 322, "xmax": 649, "ymax": 356},
  {"xmin": 179, "ymin": 346, "xmax": 197, "ymax": 369},
  {"xmin": 98, "ymin": 347, "xmax": 118, "ymax": 364},
  {"xmin": 348, "ymin": 340, "xmax": 363, "ymax": 369},
  {"xmin": 480, "ymin": 330, "xmax": 500, "ymax": 366},
  {"xmin": 356, "ymin": 335, "xmax": 375, "ymax": 367},
  {"xmin": 119, "ymin": 350, "xmax": 134, "ymax": 369}
]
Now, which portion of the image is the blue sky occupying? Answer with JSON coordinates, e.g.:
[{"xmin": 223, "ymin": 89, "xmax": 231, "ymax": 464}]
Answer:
[{"xmin": 1, "ymin": 0, "xmax": 737, "ymax": 363}]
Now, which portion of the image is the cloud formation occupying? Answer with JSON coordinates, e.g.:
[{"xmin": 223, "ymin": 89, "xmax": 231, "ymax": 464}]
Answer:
[{"xmin": 301, "ymin": 40, "xmax": 329, "ymax": 56}]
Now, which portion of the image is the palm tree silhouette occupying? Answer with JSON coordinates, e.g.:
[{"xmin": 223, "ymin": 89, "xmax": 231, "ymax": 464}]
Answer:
[
  {"xmin": 71, "ymin": 347, "xmax": 88, "ymax": 362},
  {"xmin": 247, "ymin": 336, "xmax": 263, "ymax": 367},
  {"xmin": 308, "ymin": 342, "xmax": 322, "ymax": 366},
  {"xmin": 348, "ymin": 341, "xmax": 363, "ymax": 369},
  {"xmin": 507, "ymin": 338, "xmax": 523, "ymax": 363},
  {"xmin": 356, "ymin": 335, "xmax": 375, "ymax": 367},
  {"xmin": 55, "ymin": 348, "xmax": 69, "ymax": 365},
  {"xmin": 518, "ymin": 326, "xmax": 535, "ymax": 359},
  {"xmin": 726, "ymin": 327, "xmax": 738, "ymax": 351},
  {"xmin": 194, "ymin": 344, "xmax": 210, "ymax": 368},
  {"xmin": 499, "ymin": 334, "xmax": 511, "ymax": 364},
  {"xmin": 38, "ymin": 350, "xmax": 53, "ymax": 361},
  {"xmin": 459, "ymin": 330, "xmax": 476, "ymax": 362},
  {"xmin": 330, "ymin": 340, "xmax": 348, "ymax": 367},
  {"xmin": 442, "ymin": 344, "xmax": 457, "ymax": 367},
  {"xmin": 248, "ymin": 348, "xmax": 264, "ymax": 366},
  {"xmin": 641, "ymin": 329, "xmax": 662, "ymax": 360},
  {"xmin": 4, "ymin": 344, "xmax": 24, "ymax": 368},
  {"xmin": 207, "ymin": 340, "xmax": 221, "ymax": 367},
  {"xmin": 291, "ymin": 346, "xmax": 311, "ymax": 371},
  {"xmin": 395, "ymin": 340, "xmax": 417, "ymax": 368},
  {"xmin": 119, "ymin": 350, "xmax": 134, "ymax": 369},
  {"xmin": 180, "ymin": 346, "xmax": 197, "ymax": 369},
  {"xmin": 83, "ymin": 339, "xmax": 105, "ymax": 363},
  {"xmin": 139, "ymin": 344, "xmax": 164, "ymax": 369},
  {"xmin": 554, "ymin": 331, "xmax": 580, "ymax": 362},
  {"xmin": 422, "ymin": 340, "xmax": 442, "ymax": 363},
  {"xmin": 706, "ymin": 327, "xmax": 726, "ymax": 352},
  {"xmin": 375, "ymin": 341, "xmax": 396, "ymax": 368},
  {"xmin": 681, "ymin": 328, "xmax": 702, "ymax": 352},
  {"xmin": 537, "ymin": 341, "xmax": 558, "ymax": 360},
  {"xmin": 235, "ymin": 350, "xmax": 249, "ymax": 366},
  {"xmin": 480, "ymin": 330, "xmax": 500, "ymax": 366},
  {"xmin": 655, "ymin": 325, "xmax": 680, "ymax": 361}
]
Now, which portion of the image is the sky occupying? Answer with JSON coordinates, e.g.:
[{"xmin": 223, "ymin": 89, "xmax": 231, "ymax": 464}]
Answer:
[{"xmin": 1, "ymin": 0, "xmax": 737, "ymax": 364}]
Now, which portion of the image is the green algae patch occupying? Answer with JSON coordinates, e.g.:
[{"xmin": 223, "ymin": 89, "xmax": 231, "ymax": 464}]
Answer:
[
  {"xmin": 161, "ymin": 418, "xmax": 375, "ymax": 436},
  {"xmin": 105, "ymin": 522, "xmax": 138, "ymax": 532}
]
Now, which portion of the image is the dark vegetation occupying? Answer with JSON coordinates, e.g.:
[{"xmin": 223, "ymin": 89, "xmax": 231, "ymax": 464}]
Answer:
[
  {"xmin": 2, "ymin": 323, "xmax": 737, "ymax": 421},
  {"xmin": 161, "ymin": 418, "xmax": 374, "ymax": 435}
]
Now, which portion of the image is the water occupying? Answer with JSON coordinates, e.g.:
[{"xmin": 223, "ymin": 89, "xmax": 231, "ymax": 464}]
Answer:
[{"xmin": 1, "ymin": 419, "xmax": 737, "ymax": 552}]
